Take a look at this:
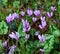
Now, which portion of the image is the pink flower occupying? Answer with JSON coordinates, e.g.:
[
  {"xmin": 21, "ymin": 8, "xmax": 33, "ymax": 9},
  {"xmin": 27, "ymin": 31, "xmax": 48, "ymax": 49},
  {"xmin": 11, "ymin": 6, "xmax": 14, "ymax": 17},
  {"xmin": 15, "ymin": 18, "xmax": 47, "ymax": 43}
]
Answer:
[
  {"xmin": 2, "ymin": 41, "xmax": 7, "ymax": 47},
  {"xmin": 12, "ymin": 13, "xmax": 19, "ymax": 19},
  {"xmin": 9, "ymin": 32, "xmax": 19, "ymax": 40},
  {"xmin": 42, "ymin": 21, "xmax": 46, "ymax": 27},
  {"xmin": 39, "ymin": 16, "xmax": 46, "ymax": 29},
  {"xmin": 34, "ymin": 10, "xmax": 40, "ymax": 16},
  {"xmin": 40, "ymin": 49, "xmax": 44, "ymax": 54},
  {"xmin": 25, "ymin": 34, "xmax": 30, "ymax": 39},
  {"xmin": 6, "ymin": 14, "xmax": 14, "ymax": 23},
  {"xmin": 21, "ymin": 11, "xmax": 25, "ymax": 16},
  {"xmin": 22, "ymin": 19, "xmax": 31, "ymax": 32},
  {"xmin": 35, "ymin": 31, "xmax": 39, "ymax": 36},
  {"xmin": 32, "ymin": 17, "xmax": 37, "ymax": 22},
  {"xmin": 40, "ymin": 16, "xmax": 45, "ymax": 21},
  {"xmin": 27, "ymin": 9, "xmax": 33, "ymax": 16},
  {"xmin": 6, "ymin": 13, "xmax": 19, "ymax": 23},
  {"xmin": 8, "ymin": 45, "xmax": 16, "ymax": 54},
  {"xmin": 47, "ymin": 12, "xmax": 53, "ymax": 18},
  {"xmin": 51, "ymin": 6, "xmax": 56, "ymax": 11},
  {"xmin": 38, "ymin": 35, "xmax": 45, "ymax": 42}
]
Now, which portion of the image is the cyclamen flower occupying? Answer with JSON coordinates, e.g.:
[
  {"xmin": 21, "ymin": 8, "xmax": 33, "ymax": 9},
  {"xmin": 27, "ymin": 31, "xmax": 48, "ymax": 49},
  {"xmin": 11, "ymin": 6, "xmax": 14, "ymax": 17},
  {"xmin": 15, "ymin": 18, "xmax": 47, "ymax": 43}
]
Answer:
[
  {"xmin": 27, "ymin": 9, "xmax": 33, "ymax": 16},
  {"xmin": 25, "ymin": 34, "xmax": 30, "ymax": 39},
  {"xmin": 51, "ymin": 6, "xmax": 56, "ymax": 11},
  {"xmin": 53, "ymin": 20, "xmax": 56, "ymax": 23},
  {"xmin": 8, "ymin": 45, "xmax": 16, "ymax": 54},
  {"xmin": 34, "ymin": 10, "xmax": 40, "ymax": 16},
  {"xmin": 39, "ymin": 21, "xmax": 46, "ymax": 29},
  {"xmin": 6, "ymin": 14, "xmax": 14, "ymax": 23},
  {"xmin": 35, "ymin": 31, "xmax": 39, "ymax": 36},
  {"xmin": 12, "ymin": 13, "xmax": 19, "ymax": 19},
  {"xmin": 9, "ymin": 32, "xmax": 19, "ymax": 40},
  {"xmin": 38, "ymin": 35, "xmax": 45, "ymax": 42},
  {"xmin": 40, "ymin": 16, "xmax": 45, "ymax": 21},
  {"xmin": 47, "ymin": 12, "xmax": 53, "ymax": 18},
  {"xmin": 6, "ymin": 13, "xmax": 19, "ymax": 23},
  {"xmin": 21, "ymin": 11, "xmax": 25, "ymax": 16},
  {"xmin": 39, "ymin": 16, "xmax": 46, "ymax": 29},
  {"xmin": 32, "ymin": 17, "xmax": 37, "ymax": 22},
  {"xmin": 22, "ymin": 19, "xmax": 31, "ymax": 32},
  {"xmin": 40, "ymin": 49, "xmax": 44, "ymax": 54},
  {"xmin": 2, "ymin": 41, "xmax": 7, "ymax": 47}
]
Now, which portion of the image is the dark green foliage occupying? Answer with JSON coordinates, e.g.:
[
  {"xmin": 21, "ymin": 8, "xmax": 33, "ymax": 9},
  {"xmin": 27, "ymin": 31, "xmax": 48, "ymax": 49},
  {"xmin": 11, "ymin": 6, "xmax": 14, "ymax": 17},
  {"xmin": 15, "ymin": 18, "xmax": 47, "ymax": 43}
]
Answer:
[
  {"xmin": 8, "ymin": 21, "xmax": 17, "ymax": 31},
  {"xmin": 0, "ymin": 0, "xmax": 60, "ymax": 54}
]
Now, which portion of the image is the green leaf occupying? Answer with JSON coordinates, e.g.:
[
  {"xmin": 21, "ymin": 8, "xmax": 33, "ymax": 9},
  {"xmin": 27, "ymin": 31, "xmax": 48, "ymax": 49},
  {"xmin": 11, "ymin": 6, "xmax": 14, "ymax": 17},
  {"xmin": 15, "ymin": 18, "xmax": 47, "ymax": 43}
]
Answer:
[
  {"xmin": 20, "ymin": 38, "xmax": 27, "ymax": 44},
  {"xmin": 25, "ymin": 15, "xmax": 33, "ymax": 24},
  {"xmin": 0, "ymin": 21, "xmax": 8, "ymax": 35},
  {"xmin": 0, "ymin": 40, "xmax": 3, "ymax": 53},
  {"xmin": 58, "ymin": 0, "xmax": 60, "ymax": 5},
  {"xmin": 0, "ymin": 11, "xmax": 5, "ymax": 20},
  {"xmin": 30, "ymin": 29, "xmax": 36, "ymax": 36},
  {"xmin": 0, "ymin": 40, "xmax": 2, "ymax": 47},
  {"xmin": 0, "ymin": 0, "xmax": 8, "ymax": 7},
  {"xmin": 44, "ymin": 35, "xmax": 54, "ymax": 54},
  {"xmin": 33, "ymin": 40, "xmax": 40, "ymax": 48},
  {"xmin": 30, "ymin": 0, "xmax": 38, "ymax": 9},
  {"xmin": 48, "ymin": 23, "xmax": 57, "ymax": 34},
  {"xmin": 52, "ymin": 30, "xmax": 60, "ymax": 37},
  {"xmin": 44, "ymin": 43, "xmax": 49, "ymax": 50},
  {"xmin": 58, "ymin": 5, "xmax": 60, "ymax": 13},
  {"xmin": 13, "ymin": 1, "xmax": 20, "ymax": 8},
  {"xmin": 53, "ymin": 51, "xmax": 60, "ymax": 54},
  {"xmin": 24, "ymin": 0, "xmax": 28, "ymax": 4},
  {"xmin": 2, "ymin": 0, "xmax": 8, "ymax": 5},
  {"xmin": 18, "ymin": 22, "xmax": 26, "ymax": 37},
  {"xmin": 45, "ymin": 1, "xmax": 51, "ymax": 11}
]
